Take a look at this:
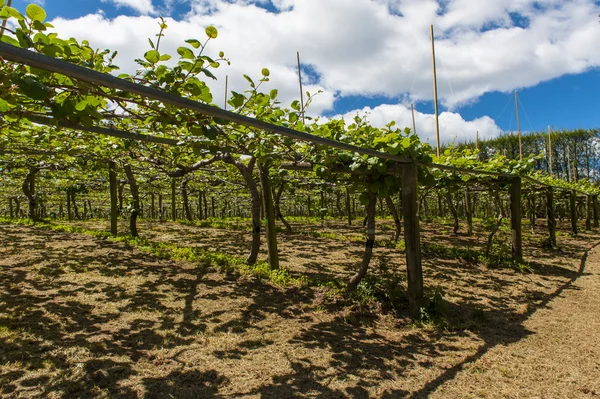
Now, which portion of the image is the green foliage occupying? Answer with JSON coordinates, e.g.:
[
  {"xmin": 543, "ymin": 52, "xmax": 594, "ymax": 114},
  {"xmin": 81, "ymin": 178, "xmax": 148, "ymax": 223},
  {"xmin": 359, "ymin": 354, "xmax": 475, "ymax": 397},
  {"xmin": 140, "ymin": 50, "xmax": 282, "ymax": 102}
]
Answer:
[{"xmin": 418, "ymin": 287, "xmax": 448, "ymax": 327}]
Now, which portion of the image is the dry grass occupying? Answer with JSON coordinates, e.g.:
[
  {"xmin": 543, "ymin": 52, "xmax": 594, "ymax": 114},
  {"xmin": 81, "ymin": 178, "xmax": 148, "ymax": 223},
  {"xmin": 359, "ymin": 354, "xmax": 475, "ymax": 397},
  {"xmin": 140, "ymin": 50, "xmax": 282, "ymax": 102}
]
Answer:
[{"xmin": 1, "ymin": 218, "xmax": 599, "ymax": 398}]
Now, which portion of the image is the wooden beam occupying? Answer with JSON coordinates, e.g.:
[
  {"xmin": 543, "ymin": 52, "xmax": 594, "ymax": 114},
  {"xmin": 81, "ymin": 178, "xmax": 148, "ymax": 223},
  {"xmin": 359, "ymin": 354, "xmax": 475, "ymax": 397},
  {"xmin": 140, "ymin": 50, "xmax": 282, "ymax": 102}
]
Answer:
[
  {"xmin": 401, "ymin": 163, "xmax": 423, "ymax": 319},
  {"xmin": 259, "ymin": 163, "xmax": 280, "ymax": 269},
  {"xmin": 510, "ymin": 177, "xmax": 523, "ymax": 262},
  {"xmin": 593, "ymin": 195, "xmax": 599, "ymax": 228},
  {"xmin": 109, "ymin": 160, "xmax": 118, "ymax": 236},
  {"xmin": 546, "ymin": 187, "xmax": 557, "ymax": 249},
  {"xmin": 570, "ymin": 190, "xmax": 578, "ymax": 235},
  {"xmin": 586, "ymin": 195, "xmax": 592, "ymax": 231}
]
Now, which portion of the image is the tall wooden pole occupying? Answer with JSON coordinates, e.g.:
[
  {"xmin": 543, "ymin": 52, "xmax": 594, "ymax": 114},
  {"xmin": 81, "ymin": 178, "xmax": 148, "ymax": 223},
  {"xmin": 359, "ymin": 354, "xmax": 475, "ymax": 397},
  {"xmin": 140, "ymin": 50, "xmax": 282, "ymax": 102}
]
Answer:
[
  {"xmin": 402, "ymin": 163, "xmax": 423, "ymax": 318},
  {"xmin": 515, "ymin": 91, "xmax": 522, "ymax": 160},
  {"xmin": 548, "ymin": 125, "xmax": 553, "ymax": 177},
  {"xmin": 430, "ymin": 25, "xmax": 441, "ymax": 157},
  {"xmin": 546, "ymin": 187, "xmax": 557, "ymax": 249},
  {"xmin": 476, "ymin": 130, "xmax": 479, "ymax": 150},
  {"xmin": 510, "ymin": 177, "xmax": 523, "ymax": 262},
  {"xmin": 224, "ymin": 75, "xmax": 228, "ymax": 110},
  {"xmin": 410, "ymin": 103, "xmax": 417, "ymax": 135},
  {"xmin": 297, "ymin": 51, "xmax": 305, "ymax": 124},
  {"xmin": 109, "ymin": 160, "xmax": 118, "ymax": 236},
  {"xmin": 0, "ymin": 0, "xmax": 12, "ymax": 38}
]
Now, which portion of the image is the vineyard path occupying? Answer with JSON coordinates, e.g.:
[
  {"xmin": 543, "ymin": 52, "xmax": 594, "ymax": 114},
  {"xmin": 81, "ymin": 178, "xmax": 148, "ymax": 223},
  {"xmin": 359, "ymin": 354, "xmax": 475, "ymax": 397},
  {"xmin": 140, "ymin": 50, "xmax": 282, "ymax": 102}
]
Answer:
[{"xmin": 425, "ymin": 242, "xmax": 600, "ymax": 399}]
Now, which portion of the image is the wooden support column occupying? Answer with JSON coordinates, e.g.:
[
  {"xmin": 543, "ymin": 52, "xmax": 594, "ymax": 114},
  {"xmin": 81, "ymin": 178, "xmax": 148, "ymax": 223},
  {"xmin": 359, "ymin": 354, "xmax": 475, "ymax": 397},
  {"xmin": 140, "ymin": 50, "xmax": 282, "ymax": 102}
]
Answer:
[
  {"xmin": 108, "ymin": 160, "xmax": 118, "ymax": 236},
  {"xmin": 570, "ymin": 190, "xmax": 578, "ymax": 235},
  {"xmin": 258, "ymin": 163, "xmax": 280, "ymax": 269},
  {"xmin": 465, "ymin": 187, "xmax": 473, "ymax": 235},
  {"xmin": 171, "ymin": 178, "xmax": 177, "ymax": 221},
  {"xmin": 158, "ymin": 194, "xmax": 163, "ymax": 221},
  {"xmin": 586, "ymin": 195, "xmax": 592, "ymax": 231},
  {"xmin": 150, "ymin": 193, "xmax": 155, "ymax": 219},
  {"xmin": 510, "ymin": 177, "xmax": 523, "ymax": 262},
  {"xmin": 401, "ymin": 163, "xmax": 423, "ymax": 319},
  {"xmin": 346, "ymin": 187, "xmax": 352, "ymax": 226},
  {"xmin": 593, "ymin": 195, "xmax": 599, "ymax": 228},
  {"xmin": 546, "ymin": 187, "xmax": 557, "ymax": 249}
]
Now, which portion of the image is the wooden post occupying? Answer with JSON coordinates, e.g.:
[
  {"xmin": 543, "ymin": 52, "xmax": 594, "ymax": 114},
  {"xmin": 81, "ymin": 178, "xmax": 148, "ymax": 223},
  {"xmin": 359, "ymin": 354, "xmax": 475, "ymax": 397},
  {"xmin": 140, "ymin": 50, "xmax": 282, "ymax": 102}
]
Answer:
[
  {"xmin": 108, "ymin": 160, "xmax": 118, "ymax": 236},
  {"xmin": 297, "ymin": 51, "xmax": 305, "ymax": 124},
  {"xmin": 158, "ymin": 194, "xmax": 163, "ymax": 221},
  {"xmin": 570, "ymin": 190, "xmax": 578, "ymax": 235},
  {"xmin": 66, "ymin": 191, "xmax": 72, "ymax": 221},
  {"xmin": 171, "ymin": 178, "xmax": 177, "ymax": 221},
  {"xmin": 224, "ymin": 75, "xmax": 228, "ymax": 110},
  {"xmin": 510, "ymin": 177, "xmax": 523, "ymax": 262},
  {"xmin": 259, "ymin": 164, "xmax": 280, "ymax": 269},
  {"xmin": 345, "ymin": 187, "xmax": 352, "ymax": 226},
  {"xmin": 430, "ymin": 25, "xmax": 441, "ymax": 158},
  {"xmin": 401, "ymin": 163, "xmax": 423, "ymax": 319},
  {"xmin": 586, "ymin": 195, "xmax": 592, "ymax": 231},
  {"xmin": 465, "ymin": 187, "xmax": 473, "ymax": 235},
  {"xmin": 150, "ymin": 193, "xmax": 155, "ymax": 219},
  {"xmin": 476, "ymin": 131, "xmax": 479, "ymax": 151},
  {"xmin": 211, "ymin": 196, "xmax": 215, "ymax": 218},
  {"xmin": 546, "ymin": 187, "xmax": 557, "ymax": 249},
  {"xmin": 8, "ymin": 197, "xmax": 13, "ymax": 219},
  {"xmin": 593, "ymin": 195, "xmax": 599, "ymax": 228},
  {"xmin": 410, "ymin": 103, "xmax": 417, "ymax": 135},
  {"xmin": 515, "ymin": 91, "xmax": 522, "ymax": 160},
  {"xmin": 548, "ymin": 126, "xmax": 553, "ymax": 177}
]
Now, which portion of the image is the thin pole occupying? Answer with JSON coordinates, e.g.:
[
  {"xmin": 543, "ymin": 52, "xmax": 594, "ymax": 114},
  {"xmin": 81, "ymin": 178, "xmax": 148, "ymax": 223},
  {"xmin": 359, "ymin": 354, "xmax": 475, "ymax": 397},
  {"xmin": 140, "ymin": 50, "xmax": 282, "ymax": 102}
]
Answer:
[
  {"xmin": 0, "ymin": 0, "xmax": 12, "ymax": 38},
  {"xmin": 548, "ymin": 125, "xmax": 553, "ymax": 177},
  {"xmin": 430, "ymin": 25, "xmax": 441, "ymax": 157},
  {"xmin": 297, "ymin": 51, "xmax": 305, "ymax": 124},
  {"xmin": 224, "ymin": 75, "xmax": 228, "ymax": 110},
  {"xmin": 515, "ymin": 91, "xmax": 522, "ymax": 160},
  {"xmin": 410, "ymin": 103, "xmax": 417, "ymax": 135},
  {"xmin": 476, "ymin": 131, "xmax": 479, "ymax": 150}
]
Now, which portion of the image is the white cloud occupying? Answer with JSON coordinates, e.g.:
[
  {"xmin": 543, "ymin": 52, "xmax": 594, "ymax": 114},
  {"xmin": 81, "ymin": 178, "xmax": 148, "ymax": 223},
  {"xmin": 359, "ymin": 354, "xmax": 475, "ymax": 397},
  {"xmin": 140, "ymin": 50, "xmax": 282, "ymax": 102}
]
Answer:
[
  {"xmin": 332, "ymin": 103, "xmax": 502, "ymax": 145},
  {"xmin": 101, "ymin": 0, "xmax": 156, "ymax": 15},
  {"xmin": 46, "ymin": 0, "xmax": 600, "ymax": 140}
]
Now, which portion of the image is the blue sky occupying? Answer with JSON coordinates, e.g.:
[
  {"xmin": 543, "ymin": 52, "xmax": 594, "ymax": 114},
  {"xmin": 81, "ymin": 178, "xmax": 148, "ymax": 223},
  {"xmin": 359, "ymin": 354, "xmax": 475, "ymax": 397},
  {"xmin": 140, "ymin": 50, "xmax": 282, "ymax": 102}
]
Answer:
[{"xmin": 10, "ymin": 0, "xmax": 600, "ymax": 142}]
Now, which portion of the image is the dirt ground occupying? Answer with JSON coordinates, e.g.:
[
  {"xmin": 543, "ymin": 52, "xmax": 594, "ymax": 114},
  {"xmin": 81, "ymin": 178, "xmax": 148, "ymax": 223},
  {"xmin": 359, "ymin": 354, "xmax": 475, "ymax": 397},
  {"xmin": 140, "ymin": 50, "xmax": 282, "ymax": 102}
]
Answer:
[{"xmin": 1, "ymin": 218, "xmax": 599, "ymax": 398}]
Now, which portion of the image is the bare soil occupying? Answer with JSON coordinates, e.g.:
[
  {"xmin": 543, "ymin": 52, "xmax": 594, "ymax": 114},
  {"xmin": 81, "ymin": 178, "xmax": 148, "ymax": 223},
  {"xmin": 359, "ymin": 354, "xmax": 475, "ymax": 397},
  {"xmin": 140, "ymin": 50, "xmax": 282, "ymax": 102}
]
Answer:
[{"xmin": 1, "ymin": 218, "xmax": 599, "ymax": 398}]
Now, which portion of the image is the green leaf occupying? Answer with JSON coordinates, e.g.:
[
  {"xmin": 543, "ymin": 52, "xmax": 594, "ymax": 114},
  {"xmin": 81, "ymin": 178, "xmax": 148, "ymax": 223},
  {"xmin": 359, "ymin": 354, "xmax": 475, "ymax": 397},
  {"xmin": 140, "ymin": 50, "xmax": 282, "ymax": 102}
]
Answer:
[
  {"xmin": 144, "ymin": 49, "xmax": 160, "ymax": 64},
  {"xmin": 261, "ymin": 68, "xmax": 270, "ymax": 77},
  {"xmin": 205, "ymin": 26, "xmax": 218, "ymax": 39},
  {"xmin": 0, "ymin": 34, "xmax": 20, "ymax": 47},
  {"xmin": 243, "ymin": 74, "xmax": 255, "ymax": 88},
  {"xmin": 269, "ymin": 89, "xmax": 278, "ymax": 100},
  {"xmin": 185, "ymin": 39, "xmax": 201, "ymax": 49},
  {"xmin": 26, "ymin": 3, "xmax": 46, "ymax": 22},
  {"xmin": 32, "ymin": 20, "xmax": 46, "ymax": 31},
  {"xmin": 14, "ymin": 77, "xmax": 52, "ymax": 100},
  {"xmin": 159, "ymin": 54, "xmax": 172, "ymax": 61},
  {"xmin": 75, "ymin": 99, "xmax": 88, "ymax": 111},
  {"xmin": 0, "ymin": 6, "xmax": 23, "ymax": 20},
  {"xmin": 177, "ymin": 46, "xmax": 195, "ymax": 60}
]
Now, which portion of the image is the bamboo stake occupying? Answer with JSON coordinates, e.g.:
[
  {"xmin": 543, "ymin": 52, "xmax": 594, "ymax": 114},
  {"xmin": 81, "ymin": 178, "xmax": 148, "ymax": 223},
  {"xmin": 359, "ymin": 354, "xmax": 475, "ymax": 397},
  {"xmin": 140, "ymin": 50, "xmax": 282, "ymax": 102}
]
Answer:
[
  {"xmin": 224, "ymin": 75, "xmax": 228, "ymax": 110},
  {"xmin": 430, "ymin": 25, "xmax": 441, "ymax": 157},
  {"xmin": 410, "ymin": 103, "xmax": 417, "ymax": 135},
  {"xmin": 297, "ymin": 51, "xmax": 305, "ymax": 124},
  {"xmin": 515, "ymin": 91, "xmax": 522, "ymax": 160}
]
